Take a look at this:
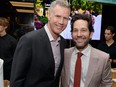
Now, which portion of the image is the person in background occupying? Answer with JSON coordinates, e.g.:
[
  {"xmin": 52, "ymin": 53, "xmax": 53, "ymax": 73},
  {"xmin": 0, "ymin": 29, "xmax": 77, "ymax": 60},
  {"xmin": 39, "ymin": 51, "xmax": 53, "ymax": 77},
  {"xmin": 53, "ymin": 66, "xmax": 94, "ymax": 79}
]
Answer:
[
  {"xmin": 10, "ymin": 0, "xmax": 70, "ymax": 87},
  {"xmin": 61, "ymin": 14, "xmax": 112, "ymax": 87},
  {"xmin": 0, "ymin": 17, "xmax": 17, "ymax": 87},
  {"xmin": 98, "ymin": 26, "xmax": 116, "ymax": 68}
]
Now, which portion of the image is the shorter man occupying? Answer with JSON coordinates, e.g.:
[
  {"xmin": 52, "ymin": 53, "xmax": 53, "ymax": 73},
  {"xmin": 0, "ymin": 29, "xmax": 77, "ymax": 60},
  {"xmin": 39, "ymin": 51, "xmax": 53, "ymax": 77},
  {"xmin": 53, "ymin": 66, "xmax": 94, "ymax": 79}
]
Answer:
[{"xmin": 61, "ymin": 14, "xmax": 112, "ymax": 87}]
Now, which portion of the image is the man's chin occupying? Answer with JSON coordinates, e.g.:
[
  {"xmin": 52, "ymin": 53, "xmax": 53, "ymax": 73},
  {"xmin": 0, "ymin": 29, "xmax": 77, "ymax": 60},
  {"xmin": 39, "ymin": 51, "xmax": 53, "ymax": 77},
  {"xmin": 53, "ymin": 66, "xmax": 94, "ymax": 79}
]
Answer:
[{"xmin": 76, "ymin": 45, "xmax": 84, "ymax": 50}]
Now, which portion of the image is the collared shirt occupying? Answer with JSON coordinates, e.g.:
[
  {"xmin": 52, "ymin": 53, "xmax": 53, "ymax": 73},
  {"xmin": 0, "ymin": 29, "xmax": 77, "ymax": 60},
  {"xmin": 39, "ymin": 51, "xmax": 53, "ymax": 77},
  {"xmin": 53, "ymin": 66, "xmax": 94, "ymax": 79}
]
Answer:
[
  {"xmin": 44, "ymin": 24, "xmax": 61, "ymax": 76},
  {"xmin": 69, "ymin": 45, "xmax": 91, "ymax": 87}
]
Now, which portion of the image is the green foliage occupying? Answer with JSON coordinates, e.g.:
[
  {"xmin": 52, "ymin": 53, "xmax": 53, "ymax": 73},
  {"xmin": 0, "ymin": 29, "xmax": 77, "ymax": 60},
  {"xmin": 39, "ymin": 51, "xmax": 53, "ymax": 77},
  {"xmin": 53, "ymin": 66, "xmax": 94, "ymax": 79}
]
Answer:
[
  {"xmin": 38, "ymin": 16, "xmax": 48, "ymax": 24},
  {"xmin": 71, "ymin": 0, "xmax": 102, "ymax": 14},
  {"xmin": 36, "ymin": 0, "xmax": 42, "ymax": 2}
]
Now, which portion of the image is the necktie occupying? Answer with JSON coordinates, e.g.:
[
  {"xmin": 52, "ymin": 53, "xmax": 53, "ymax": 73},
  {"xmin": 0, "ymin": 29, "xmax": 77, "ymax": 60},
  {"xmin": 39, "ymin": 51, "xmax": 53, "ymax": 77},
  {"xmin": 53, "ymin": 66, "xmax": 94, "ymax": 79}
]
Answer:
[{"xmin": 74, "ymin": 52, "xmax": 83, "ymax": 87}]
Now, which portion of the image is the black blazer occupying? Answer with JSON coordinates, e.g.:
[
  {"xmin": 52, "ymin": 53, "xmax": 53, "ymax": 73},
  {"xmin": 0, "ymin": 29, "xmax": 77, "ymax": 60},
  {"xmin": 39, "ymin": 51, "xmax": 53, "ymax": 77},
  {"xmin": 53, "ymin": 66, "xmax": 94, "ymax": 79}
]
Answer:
[{"xmin": 10, "ymin": 28, "xmax": 65, "ymax": 87}]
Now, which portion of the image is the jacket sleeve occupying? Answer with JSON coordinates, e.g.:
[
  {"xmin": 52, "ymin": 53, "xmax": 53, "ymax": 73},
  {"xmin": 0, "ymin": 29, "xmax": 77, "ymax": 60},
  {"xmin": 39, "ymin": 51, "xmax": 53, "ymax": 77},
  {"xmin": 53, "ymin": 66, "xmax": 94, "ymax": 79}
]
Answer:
[
  {"xmin": 100, "ymin": 57, "xmax": 112, "ymax": 87},
  {"xmin": 10, "ymin": 35, "xmax": 32, "ymax": 87}
]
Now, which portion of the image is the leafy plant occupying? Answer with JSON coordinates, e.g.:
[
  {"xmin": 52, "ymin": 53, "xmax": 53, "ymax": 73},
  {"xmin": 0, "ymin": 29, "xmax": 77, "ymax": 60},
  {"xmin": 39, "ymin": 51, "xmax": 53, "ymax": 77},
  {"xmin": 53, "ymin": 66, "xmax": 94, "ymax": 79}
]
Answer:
[{"xmin": 71, "ymin": 0, "xmax": 102, "ymax": 14}]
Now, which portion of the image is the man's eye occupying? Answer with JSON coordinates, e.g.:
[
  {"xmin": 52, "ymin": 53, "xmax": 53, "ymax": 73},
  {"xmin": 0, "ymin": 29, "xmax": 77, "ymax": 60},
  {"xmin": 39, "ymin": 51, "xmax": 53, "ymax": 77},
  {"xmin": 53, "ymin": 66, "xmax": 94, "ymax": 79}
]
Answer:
[
  {"xmin": 56, "ymin": 15, "xmax": 60, "ymax": 18},
  {"xmin": 73, "ymin": 29, "xmax": 78, "ymax": 32},
  {"xmin": 64, "ymin": 17, "xmax": 69, "ymax": 21},
  {"xmin": 82, "ymin": 29, "xmax": 86, "ymax": 32}
]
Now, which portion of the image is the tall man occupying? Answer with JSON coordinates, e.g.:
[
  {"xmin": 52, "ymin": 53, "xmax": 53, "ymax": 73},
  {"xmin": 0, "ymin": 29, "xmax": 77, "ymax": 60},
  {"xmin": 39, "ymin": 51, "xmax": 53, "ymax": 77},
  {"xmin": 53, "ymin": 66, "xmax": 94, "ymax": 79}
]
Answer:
[
  {"xmin": 10, "ymin": 0, "xmax": 70, "ymax": 87},
  {"xmin": 61, "ymin": 14, "xmax": 112, "ymax": 87}
]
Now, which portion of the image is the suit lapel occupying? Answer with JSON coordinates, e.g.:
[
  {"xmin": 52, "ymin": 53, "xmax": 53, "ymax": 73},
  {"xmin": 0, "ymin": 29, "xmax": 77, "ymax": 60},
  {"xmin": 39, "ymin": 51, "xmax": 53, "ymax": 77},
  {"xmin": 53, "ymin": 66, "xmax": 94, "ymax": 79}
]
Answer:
[
  {"xmin": 41, "ymin": 28, "xmax": 65, "ymax": 79},
  {"xmin": 55, "ymin": 38, "xmax": 65, "ymax": 78},
  {"xmin": 84, "ymin": 48, "xmax": 98, "ymax": 87},
  {"xmin": 65, "ymin": 47, "xmax": 75, "ymax": 86},
  {"xmin": 41, "ymin": 28, "xmax": 55, "ymax": 73}
]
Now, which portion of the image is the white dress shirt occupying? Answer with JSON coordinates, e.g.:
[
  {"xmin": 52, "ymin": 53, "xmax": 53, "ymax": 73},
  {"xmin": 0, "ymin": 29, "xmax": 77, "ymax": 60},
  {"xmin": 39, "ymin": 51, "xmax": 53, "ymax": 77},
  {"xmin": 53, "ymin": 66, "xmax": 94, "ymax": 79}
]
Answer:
[
  {"xmin": 44, "ymin": 25, "xmax": 61, "ymax": 76},
  {"xmin": 69, "ymin": 45, "xmax": 91, "ymax": 87}
]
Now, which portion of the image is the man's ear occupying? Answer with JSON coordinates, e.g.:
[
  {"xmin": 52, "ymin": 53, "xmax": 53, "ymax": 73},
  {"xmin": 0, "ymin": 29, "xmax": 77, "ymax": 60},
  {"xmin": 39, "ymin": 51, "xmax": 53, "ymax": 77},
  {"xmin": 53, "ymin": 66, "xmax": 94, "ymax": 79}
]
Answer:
[
  {"xmin": 113, "ymin": 33, "xmax": 115, "ymax": 37},
  {"xmin": 4, "ymin": 26, "xmax": 8, "ymax": 30}
]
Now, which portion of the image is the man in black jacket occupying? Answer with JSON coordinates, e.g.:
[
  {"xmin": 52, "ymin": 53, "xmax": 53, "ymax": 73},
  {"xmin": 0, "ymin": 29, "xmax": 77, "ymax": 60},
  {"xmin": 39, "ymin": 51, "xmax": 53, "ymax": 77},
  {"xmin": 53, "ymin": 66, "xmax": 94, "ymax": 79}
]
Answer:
[{"xmin": 10, "ymin": 0, "xmax": 70, "ymax": 87}]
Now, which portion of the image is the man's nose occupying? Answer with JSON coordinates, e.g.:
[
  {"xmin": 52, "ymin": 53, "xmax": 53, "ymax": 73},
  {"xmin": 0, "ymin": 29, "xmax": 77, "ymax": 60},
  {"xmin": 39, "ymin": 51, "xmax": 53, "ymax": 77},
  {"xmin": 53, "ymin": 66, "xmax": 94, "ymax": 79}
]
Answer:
[
  {"xmin": 77, "ymin": 31, "xmax": 81, "ymax": 36},
  {"xmin": 59, "ymin": 18, "xmax": 64, "ymax": 24}
]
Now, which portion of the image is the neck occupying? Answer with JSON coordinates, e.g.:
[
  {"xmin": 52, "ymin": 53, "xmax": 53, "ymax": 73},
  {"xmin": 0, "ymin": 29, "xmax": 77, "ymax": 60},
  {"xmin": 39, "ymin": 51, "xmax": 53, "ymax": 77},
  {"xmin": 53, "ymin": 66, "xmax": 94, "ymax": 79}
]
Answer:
[
  {"xmin": 47, "ymin": 24, "xmax": 59, "ymax": 41},
  {"xmin": 0, "ymin": 31, "xmax": 7, "ymax": 37},
  {"xmin": 106, "ymin": 39, "xmax": 114, "ymax": 46}
]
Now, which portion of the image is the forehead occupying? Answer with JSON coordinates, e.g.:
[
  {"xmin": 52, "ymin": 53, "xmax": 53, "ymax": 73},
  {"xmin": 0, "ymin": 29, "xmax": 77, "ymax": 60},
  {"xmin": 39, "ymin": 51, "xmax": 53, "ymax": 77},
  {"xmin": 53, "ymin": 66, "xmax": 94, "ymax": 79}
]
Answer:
[
  {"xmin": 74, "ymin": 19, "xmax": 88, "ymax": 28},
  {"xmin": 53, "ymin": 5, "xmax": 70, "ymax": 15},
  {"xmin": 105, "ymin": 29, "xmax": 111, "ymax": 34}
]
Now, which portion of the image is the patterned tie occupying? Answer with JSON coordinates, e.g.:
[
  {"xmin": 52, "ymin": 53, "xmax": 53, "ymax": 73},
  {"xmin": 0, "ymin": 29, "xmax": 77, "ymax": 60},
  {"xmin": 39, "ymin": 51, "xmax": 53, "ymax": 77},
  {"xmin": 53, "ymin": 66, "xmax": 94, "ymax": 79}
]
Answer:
[{"xmin": 74, "ymin": 52, "xmax": 83, "ymax": 87}]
